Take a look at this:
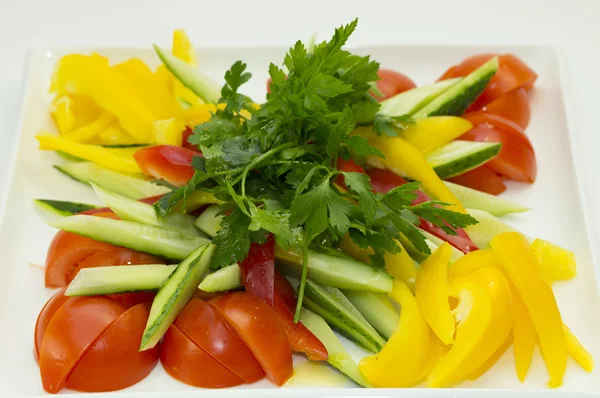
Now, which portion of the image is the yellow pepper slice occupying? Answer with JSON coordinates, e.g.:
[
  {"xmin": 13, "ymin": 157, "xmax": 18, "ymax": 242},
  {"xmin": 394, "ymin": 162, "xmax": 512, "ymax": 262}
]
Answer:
[
  {"xmin": 563, "ymin": 324, "xmax": 594, "ymax": 372},
  {"xmin": 359, "ymin": 280, "xmax": 431, "ymax": 387},
  {"xmin": 62, "ymin": 112, "xmax": 115, "ymax": 143},
  {"xmin": 448, "ymin": 248, "xmax": 501, "ymax": 280},
  {"xmin": 183, "ymin": 103, "xmax": 219, "ymax": 126},
  {"xmin": 468, "ymin": 335, "xmax": 512, "ymax": 381},
  {"xmin": 512, "ymin": 286, "xmax": 536, "ymax": 382},
  {"xmin": 357, "ymin": 127, "xmax": 465, "ymax": 213},
  {"xmin": 531, "ymin": 239, "xmax": 577, "ymax": 282},
  {"xmin": 51, "ymin": 96, "xmax": 77, "ymax": 133},
  {"xmin": 417, "ymin": 335, "xmax": 448, "ymax": 382},
  {"xmin": 172, "ymin": 29, "xmax": 202, "ymax": 106},
  {"xmin": 96, "ymin": 124, "xmax": 138, "ymax": 146},
  {"xmin": 36, "ymin": 133, "xmax": 141, "ymax": 173},
  {"xmin": 415, "ymin": 242, "xmax": 455, "ymax": 345},
  {"xmin": 153, "ymin": 118, "xmax": 185, "ymax": 146},
  {"xmin": 427, "ymin": 280, "xmax": 491, "ymax": 387},
  {"xmin": 398, "ymin": 116, "xmax": 472, "ymax": 154},
  {"xmin": 491, "ymin": 232, "xmax": 567, "ymax": 388}
]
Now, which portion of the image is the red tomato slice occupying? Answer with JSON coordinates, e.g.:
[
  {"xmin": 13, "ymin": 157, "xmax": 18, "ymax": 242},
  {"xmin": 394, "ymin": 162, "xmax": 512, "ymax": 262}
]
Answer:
[
  {"xmin": 438, "ymin": 53, "xmax": 537, "ymax": 110},
  {"xmin": 272, "ymin": 294, "xmax": 328, "ymax": 361},
  {"xmin": 447, "ymin": 166, "xmax": 507, "ymax": 196},
  {"xmin": 239, "ymin": 236, "xmax": 275, "ymax": 307},
  {"xmin": 65, "ymin": 303, "xmax": 159, "ymax": 392},
  {"xmin": 366, "ymin": 168, "xmax": 478, "ymax": 253},
  {"xmin": 475, "ymin": 88, "xmax": 531, "ymax": 130},
  {"xmin": 134, "ymin": 145, "xmax": 198, "ymax": 187},
  {"xmin": 175, "ymin": 298, "xmax": 264, "ymax": 383},
  {"xmin": 210, "ymin": 292, "xmax": 293, "ymax": 386},
  {"xmin": 274, "ymin": 270, "xmax": 297, "ymax": 312},
  {"xmin": 38, "ymin": 296, "xmax": 126, "ymax": 393},
  {"xmin": 34, "ymin": 288, "xmax": 69, "ymax": 362},
  {"xmin": 181, "ymin": 126, "xmax": 199, "ymax": 152},
  {"xmin": 161, "ymin": 324, "xmax": 244, "ymax": 388},
  {"xmin": 462, "ymin": 113, "xmax": 537, "ymax": 182},
  {"xmin": 335, "ymin": 157, "xmax": 366, "ymax": 188},
  {"xmin": 373, "ymin": 69, "xmax": 417, "ymax": 101}
]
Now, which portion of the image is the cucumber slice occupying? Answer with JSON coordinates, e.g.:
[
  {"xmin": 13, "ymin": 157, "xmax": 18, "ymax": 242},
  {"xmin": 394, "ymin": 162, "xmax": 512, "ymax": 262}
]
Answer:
[
  {"xmin": 426, "ymin": 140, "xmax": 501, "ymax": 179},
  {"xmin": 66, "ymin": 264, "xmax": 176, "ymax": 296},
  {"xmin": 141, "ymin": 243, "xmax": 214, "ymax": 350},
  {"xmin": 412, "ymin": 57, "xmax": 499, "ymax": 118},
  {"xmin": 154, "ymin": 45, "xmax": 221, "ymax": 103},
  {"xmin": 33, "ymin": 199, "xmax": 100, "ymax": 217},
  {"xmin": 198, "ymin": 263, "xmax": 241, "ymax": 292},
  {"xmin": 378, "ymin": 78, "xmax": 460, "ymax": 117},
  {"xmin": 90, "ymin": 181, "xmax": 200, "ymax": 237},
  {"xmin": 303, "ymin": 279, "xmax": 386, "ymax": 353},
  {"xmin": 445, "ymin": 181, "xmax": 530, "ymax": 216},
  {"xmin": 342, "ymin": 291, "xmax": 399, "ymax": 340},
  {"xmin": 194, "ymin": 204, "xmax": 224, "ymax": 237},
  {"xmin": 56, "ymin": 151, "xmax": 85, "ymax": 162},
  {"xmin": 419, "ymin": 229, "xmax": 464, "ymax": 261},
  {"xmin": 54, "ymin": 161, "xmax": 170, "ymax": 200},
  {"xmin": 276, "ymin": 246, "xmax": 393, "ymax": 293},
  {"xmin": 299, "ymin": 308, "xmax": 371, "ymax": 387},
  {"xmin": 40, "ymin": 212, "xmax": 209, "ymax": 260},
  {"xmin": 464, "ymin": 208, "xmax": 517, "ymax": 248}
]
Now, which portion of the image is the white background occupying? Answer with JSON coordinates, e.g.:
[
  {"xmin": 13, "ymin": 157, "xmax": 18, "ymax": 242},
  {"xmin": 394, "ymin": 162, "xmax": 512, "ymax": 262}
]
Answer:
[{"xmin": 0, "ymin": 0, "xmax": 599, "ymax": 231}]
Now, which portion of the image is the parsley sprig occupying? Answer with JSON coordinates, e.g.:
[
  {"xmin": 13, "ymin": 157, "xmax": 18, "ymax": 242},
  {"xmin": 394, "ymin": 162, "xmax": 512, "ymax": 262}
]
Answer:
[{"xmin": 155, "ymin": 19, "xmax": 478, "ymax": 321}]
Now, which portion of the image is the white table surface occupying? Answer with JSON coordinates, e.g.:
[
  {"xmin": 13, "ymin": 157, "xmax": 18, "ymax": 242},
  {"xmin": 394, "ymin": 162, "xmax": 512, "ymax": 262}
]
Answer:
[{"xmin": 1, "ymin": 0, "xmax": 599, "ymax": 241}]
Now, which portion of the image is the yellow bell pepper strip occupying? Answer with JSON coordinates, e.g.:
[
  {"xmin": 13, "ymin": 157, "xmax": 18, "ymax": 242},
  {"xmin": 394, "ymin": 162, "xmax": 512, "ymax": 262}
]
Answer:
[
  {"xmin": 183, "ymin": 103, "xmax": 219, "ymax": 126},
  {"xmin": 398, "ymin": 116, "xmax": 473, "ymax": 154},
  {"xmin": 62, "ymin": 112, "xmax": 115, "ymax": 143},
  {"xmin": 359, "ymin": 280, "xmax": 431, "ymax": 387},
  {"xmin": 339, "ymin": 234, "xmax": 418, "ymax": 292},
  {"xmin": 427, "ymin": 280, "xmax": 491, "ymax": 387},
  {"xmin": 512, "ymin": 285, "xmax": 536, "ymax": 382},
  {"xmin": 415, "ymin": 242, "xmax": 455, "ymax": 345},
  {"xmin": 531, "ymin": 239, "xmax": 577, "ymax": 282},
  {"xmin": 153, "ymin": 118, "xmax": 185, "ymax": 146},
  {"xmin": 36, "ymin": 133, "xmax": 141, "ymax": 173},
  {"xmin": 417, "ymin": 335, "xmax": 448, "ymax": 382},
  {"xmin": 172, "ymin": 29, "xmax": 202, "ymax": 106},
  {"xmin": 357, "ymin": 127, "xmax": 465, "ymax": 213},
  {"xmin": 51, "ymin": 54, "xmax": 156, "ymax": 142},
  {"xmin": 448, "ymin": 248, "xmax": 501, "ymax": 280},
  {"xmin": 96, "ymin": 124, "xmax": 138, "ymax": 146},
  {"xmin": 51, "ymin": 96, "xmax": 77, "ymax": 133},
  {"xmin": 563, "ymin": 324, "xmax": 594, "ymax": 372},
  {"xmin": 491, "ymin": 232, "xmax": 567, "ymax": 388},
  {"xmin": 468, "ymin": 335, "xmax": 512, "ymax": 381}
]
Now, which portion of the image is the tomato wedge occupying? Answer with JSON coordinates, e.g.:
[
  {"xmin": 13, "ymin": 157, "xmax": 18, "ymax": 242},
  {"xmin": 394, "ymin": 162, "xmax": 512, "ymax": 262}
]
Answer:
[
  {"xmin": 134, "ymin": 145, "xmax": 198, "ymax": 187},
  {"xmin": 74, "ymin": 248, "xmax": 165, "ymax": 274},
  {"xmin": 175, "ymin": 298, "xmax": 265, "ymax": 383},
  {"xmin": 181, "ymin": 126, "xmax": 199, "ymax": 152},
  {"xmin": 34, "ymin": 288, "xmax": 69, "ymax": 361},
  {"xmin": 210, "ymin": 292, "xmax": 293, "ymax": 386},
  {"xmin": 161, "ymin": 324, "xmax": 244, "ymax": 388},
  {"xmin": 374, "ymin": 69, "xmax": 417, "ymax": 101},
  {"xmin": 38, "ymin": 296, "xmax": 126, "ymax": 393},
  {"xmin": 476, "ymin": 88, "xmax": 531, "ymax": 130},
  {"xmin": 447, "ymin": 166, "xmax": 507, "ymax": 196},
  {"xmin": 65, "ymin": 303, "xmax": 160, "ymax": 392},
  {"xmin": 239, "ymin": 236, "xmax": 275, "ymax": 307},
  {"xmin": 336, "ymin": 157, "xmax": 367, "ymax": 188},
  {"xmin": 462, "ymin": 113, "xmax": 537, "ymax": 183},
  {"xmin": 274, "ymin": 270, "xmax": 297, "ymax": 312}
]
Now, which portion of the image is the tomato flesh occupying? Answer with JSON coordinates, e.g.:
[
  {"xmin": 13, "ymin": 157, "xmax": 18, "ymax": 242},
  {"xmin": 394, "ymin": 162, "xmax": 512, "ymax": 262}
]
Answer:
[
  {"xmin": 210, "ymin": 292, "xmax": 293, "ymax": 386},
  {"xmin": 373, "ymin": 69, "xmax": 417, "ymax": 101},
  {"xmin": 34, "ymin": 288, "xmax": 69, "ymax": 361},
  {"xmin": 447, "ymin": 166, "xmax": 507, "ymax": 196},
  {"xmin": 239, "ymin": 236, "xmax": 275, "ymax": 307},
  {"xmin": 274, "ymin": 271, "xmax": 297, "ymax": 312},
  {"xmin": 65, "ymin": 303, "xmax": 160, "ymax": 392},
  {"xmin": 134, "ymin": 145, "xmax": 197, "ymax": 187},
  {"xmin": 175, "ymin": 298, "xmax": 264, "ymax": 383},
  {"xmin": 476, "ymin": 88, "xmax": 531, "ymax": 129},
  {"xmin": 161, "ymin": 324, "xmax": 244, "ymax": 388}
]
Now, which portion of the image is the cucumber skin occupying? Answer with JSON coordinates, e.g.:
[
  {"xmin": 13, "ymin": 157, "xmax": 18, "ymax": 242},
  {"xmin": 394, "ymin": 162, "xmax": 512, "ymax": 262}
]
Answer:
[
  {"xmin": 33, "ymin": 199, "xmax": 100, "ymax": 216},
  {"xmin": 426, "ymin": 69, "xmax": 495, "ymax": 117},
  {"xmin": 343, "ymin": 290, "xmax": 399, "ymax": 340},
  {"xmin": 444, "ymin": 181, "xmax": 530, "ymax": 216},
  {"xmin": 432, "ymin": 143, "xmax": 501, "ymax": 179},
  {"xmin": 198, "ymin": 264, "xmax": 241, "ymax": 292}
]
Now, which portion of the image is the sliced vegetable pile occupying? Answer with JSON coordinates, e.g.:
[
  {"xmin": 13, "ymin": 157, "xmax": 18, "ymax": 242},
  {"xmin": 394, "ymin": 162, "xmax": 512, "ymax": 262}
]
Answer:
[{"xmin": 32, "ymin": 20, "xmax": 593, "ymax": 394}]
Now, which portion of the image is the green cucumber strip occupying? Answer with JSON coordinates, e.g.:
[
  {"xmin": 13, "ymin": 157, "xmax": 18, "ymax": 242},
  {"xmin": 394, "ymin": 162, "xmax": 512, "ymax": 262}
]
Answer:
[
  {"xmin": 378, "ymin": 78, "xmax": 460, "ymax": 117},
  {"xmin": 444, "ymin": 181, "xmax": 530, "ymax": 216},
  {"xmin": 276, "ymin": 246, "xmax": 393, "ymax": 293},
  {"xmin": 39, "ymin": 210, "xmax": 209, "ymax": 260},
  {"xmin": 141, "ymin": 243, "xmax": 214, "ymax": 350},
  {"xmin": 33, "ymin": 199, "xmax": 100, "ymax": 217},
  {"xmin": 464, "ymin": 208, "xmax": 517, "ymax": 249},
  {"xmin": 66, "ymin": 264, "xmax": 176, "ymax": 296},
  {"xmin": 90, "ymin": 181, "xmax": 199, "ymax": 237},
  {"xmin": 56, "ymin": 151, "xmax": 85, "ymax": 162},
  {"xmin": 419, "ymin": 229, "xmax": 464, "ymax": 261},
  {"xmin": 54, "ymin": 161, "xmax": 170, "ymax": 200},
  {"xmin": 342, "ymin": 290, "xmax": 399, "ymax": 340},
  {"xmin": 426, "ymin": 140, "xmax": 502, "ymax": 179},
  {"xmin": 303, "ymin": 279, "xmax": 386, "ymax": 353},
  {"xmin": 299, "ymin": 308, "xmax": 371, "ymax": 387},
  {"xmin": 194, "ymin": 204, "xmax": 223, "ymax": 237},
  {"xmin": 154, "ymin": 45, "xmax": 221, "ymax": 103},
  {"xmin": 413, "ymin": 57, "xmax": 499, "ymax": 118},
  {"xmin": 198, "ymin": 263, "xmax": 241, "ymax": 292}
]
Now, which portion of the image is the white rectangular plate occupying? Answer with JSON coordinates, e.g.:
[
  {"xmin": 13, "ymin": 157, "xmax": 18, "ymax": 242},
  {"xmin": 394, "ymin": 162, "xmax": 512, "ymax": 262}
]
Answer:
[{"xmin": 1, "ymin": 45, "xmax": 599, "ymax": 397}]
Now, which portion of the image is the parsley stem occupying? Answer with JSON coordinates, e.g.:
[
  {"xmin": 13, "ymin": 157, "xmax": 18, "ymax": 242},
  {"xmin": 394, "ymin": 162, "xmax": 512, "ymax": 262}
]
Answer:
[
  {"xmin": 293, "ymin": 235, "xmax": 311, "ymax": 323},
  {"xmin": 238, "ymin": 142, "xmax": 295, "ymax": 197}
]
